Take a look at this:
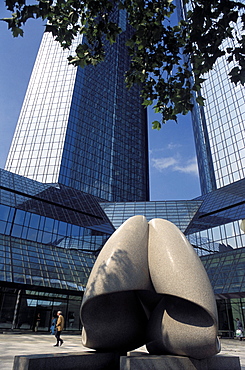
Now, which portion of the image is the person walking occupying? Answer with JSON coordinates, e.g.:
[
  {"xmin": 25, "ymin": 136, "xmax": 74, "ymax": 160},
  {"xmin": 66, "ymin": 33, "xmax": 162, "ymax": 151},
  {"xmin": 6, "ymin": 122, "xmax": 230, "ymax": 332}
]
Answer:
[
  {"xmin": 236, "ymin": 318, "xmax": 243, "ymax": 341},
  {"xmin": 50, "ymin": 315, "xmax": 57, "ymax": 335},
  {"xmin": 34, "ymin": 313, "xmax": 41, "ymax": 332},
  {"xmin": 54, "ymin": 311, "xmax": 64, "ymax": 346}
]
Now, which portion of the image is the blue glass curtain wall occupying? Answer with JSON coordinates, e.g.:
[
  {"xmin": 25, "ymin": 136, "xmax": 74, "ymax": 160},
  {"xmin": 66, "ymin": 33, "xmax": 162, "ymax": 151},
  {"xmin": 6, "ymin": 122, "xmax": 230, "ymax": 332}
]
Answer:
[
  {"xmin": 100, "ymin": 200, "xmax": 202, "ymax": 232},
  {"xmin": 0, "ymin": 234, "xmax": 96, "ymax": 290},
  {"xmin": 0, "ymin": 204, "xmax": 110, "ymax": 251},
  {"xmin": 201, "ymin": 247, "xmax": 245, "ymax": 299},
  {"xmin": 0, "ymin": 169, "xmax": 114, "ymax": 295},
  {"xmin": 57, "ymin": 8, "xmax": 149, "ymax": 202}
]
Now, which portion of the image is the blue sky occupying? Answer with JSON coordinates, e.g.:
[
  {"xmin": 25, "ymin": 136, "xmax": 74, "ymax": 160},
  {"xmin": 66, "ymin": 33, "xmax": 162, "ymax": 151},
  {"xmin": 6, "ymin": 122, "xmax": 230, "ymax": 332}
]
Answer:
[{"xmin": 0, "ymin": 3, "xmax": 201, "ymax": 201}]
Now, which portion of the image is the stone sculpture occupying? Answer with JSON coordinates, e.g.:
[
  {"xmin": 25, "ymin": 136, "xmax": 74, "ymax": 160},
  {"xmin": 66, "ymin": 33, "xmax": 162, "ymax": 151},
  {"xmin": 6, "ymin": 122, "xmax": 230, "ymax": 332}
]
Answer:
[{"xmin": 80, "ymin": 216, "xmax": 220, "ymax": 359}]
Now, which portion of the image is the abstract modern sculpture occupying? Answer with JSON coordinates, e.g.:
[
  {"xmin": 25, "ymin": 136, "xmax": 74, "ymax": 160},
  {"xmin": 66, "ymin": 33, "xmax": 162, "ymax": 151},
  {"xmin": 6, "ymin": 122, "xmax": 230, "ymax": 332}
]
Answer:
[{"xmin": 81, "ymin": 216, "xmax": 220, "ymax": 359}]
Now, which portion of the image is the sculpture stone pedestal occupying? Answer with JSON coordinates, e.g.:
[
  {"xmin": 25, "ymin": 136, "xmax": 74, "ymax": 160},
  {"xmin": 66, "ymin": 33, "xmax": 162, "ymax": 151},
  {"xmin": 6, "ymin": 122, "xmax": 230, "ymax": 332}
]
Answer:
[
  {"xmin": 121, "ymin": 352, "xmax": 241, "ymax": 370},
  {"xmin": 13, "ymin": 351, "xmax": 121, "ymax": 370},
  {"xmin": 13, "ymin": 352, "xmax": 241, "ymax": 370}
]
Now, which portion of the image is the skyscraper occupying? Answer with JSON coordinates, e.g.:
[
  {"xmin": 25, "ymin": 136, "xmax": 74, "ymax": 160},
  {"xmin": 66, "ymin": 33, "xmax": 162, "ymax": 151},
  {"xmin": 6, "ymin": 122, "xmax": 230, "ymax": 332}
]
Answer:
[
  {"xmin": 5, "ymin": 9, "xmax": 149, "ymax": 202},
  {"xmin": 196, "ymin": 54, "xmax": 245, "ymax": 192},
  {"xmin": 176, "ymin": 0, "xmax": 245, "ymax": 196},
  {"xmin": 174, "ymin": 1, "xmax": 245, "ymax": 331}
]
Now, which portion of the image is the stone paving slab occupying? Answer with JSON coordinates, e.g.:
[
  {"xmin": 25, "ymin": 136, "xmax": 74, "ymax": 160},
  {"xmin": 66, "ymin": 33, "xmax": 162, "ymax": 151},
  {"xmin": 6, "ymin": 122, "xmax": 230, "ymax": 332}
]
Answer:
[{"xmin": 0, "ymin": 333, "xmax": 244, "ymax": 370}]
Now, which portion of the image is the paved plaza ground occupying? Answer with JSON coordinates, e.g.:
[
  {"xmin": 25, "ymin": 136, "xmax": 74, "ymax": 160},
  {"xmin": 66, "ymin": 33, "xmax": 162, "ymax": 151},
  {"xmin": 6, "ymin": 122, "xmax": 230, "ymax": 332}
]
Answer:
[{"xmin": 0, "ymin": 332, "xmax": 244, "ymax": 369}]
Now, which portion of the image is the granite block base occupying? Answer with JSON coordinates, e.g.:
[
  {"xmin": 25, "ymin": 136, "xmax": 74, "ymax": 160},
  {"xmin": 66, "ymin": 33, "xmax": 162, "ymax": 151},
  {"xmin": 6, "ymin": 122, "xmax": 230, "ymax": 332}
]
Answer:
[
  {"xmin": 121, "ymin": 353, "xmax": 241, "ymax": 370},
  {"xmin": 13, "ymin": 351, "xmax": 121, "ymax": 370},
  {"xmin": 13, "ymin": 352, "xmax": 241, "ymax": 370}
]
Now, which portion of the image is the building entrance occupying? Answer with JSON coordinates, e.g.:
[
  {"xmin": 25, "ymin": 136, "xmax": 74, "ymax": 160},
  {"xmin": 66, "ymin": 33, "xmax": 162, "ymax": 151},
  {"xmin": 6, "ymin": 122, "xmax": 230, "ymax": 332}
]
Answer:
[{"xmin": 0, "ymin": 286, "xmax": 83, "ymax": 331}]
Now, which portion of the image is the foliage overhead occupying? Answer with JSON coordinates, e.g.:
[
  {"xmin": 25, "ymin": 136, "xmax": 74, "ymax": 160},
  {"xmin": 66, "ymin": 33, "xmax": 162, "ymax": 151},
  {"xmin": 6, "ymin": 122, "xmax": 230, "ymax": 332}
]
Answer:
[{"xmin": 2, "ymin": 0, "xmax": 245, "ymax": 129}]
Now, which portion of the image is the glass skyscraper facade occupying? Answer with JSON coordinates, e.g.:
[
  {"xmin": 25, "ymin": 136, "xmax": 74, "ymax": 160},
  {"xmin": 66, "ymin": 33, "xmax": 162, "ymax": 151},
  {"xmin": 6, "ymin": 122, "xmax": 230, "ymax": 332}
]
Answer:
[
  {"xmin": 176, "ymin": 0, "xmax": 245, "ymax": 195},
  {"xmin": 5, "ymin": 9, "xmax": 149, "ymax": 202},
  {"xmin": 196, "ymin": 48, "xmax": 245, "ymax": 193}
]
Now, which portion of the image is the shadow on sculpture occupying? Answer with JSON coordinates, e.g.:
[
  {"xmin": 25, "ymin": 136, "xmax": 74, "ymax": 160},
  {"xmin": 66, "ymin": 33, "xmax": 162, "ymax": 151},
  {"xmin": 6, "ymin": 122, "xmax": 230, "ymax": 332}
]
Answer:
[{"xmin": 80, "ymin": 216, "xmax": 220, "ymax": 360}]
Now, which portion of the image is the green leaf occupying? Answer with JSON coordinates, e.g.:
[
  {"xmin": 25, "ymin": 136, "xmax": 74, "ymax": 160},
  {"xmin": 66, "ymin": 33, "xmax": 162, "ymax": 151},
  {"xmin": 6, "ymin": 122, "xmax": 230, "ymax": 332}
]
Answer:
[
  {"xmin": 142, "ymin": 99, "xmax": 153, "ymax": 106},
  {"xmin": 12, "ymin": 26, "xmax": 24, "ymax": 37},
  {"xmin": 152, "ymin": 120, "xmax": 161, "ymax": 130}
]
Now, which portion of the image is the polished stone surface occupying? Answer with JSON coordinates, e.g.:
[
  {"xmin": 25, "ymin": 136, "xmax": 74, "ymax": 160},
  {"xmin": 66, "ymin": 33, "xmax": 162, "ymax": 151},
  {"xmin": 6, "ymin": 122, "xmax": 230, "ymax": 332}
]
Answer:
[
  {"xmin": 148, "ymin": 219, "xmax": 217, "ymax": 313},
  {"xmin": 81, "ymin": 216, "xmax": 219, "ymax": 358},
  {"xmin": 81, "ymin": 215, "xmax": 152, "ymax": 351},
  {"xmin": 147, "ymin": 218, "xmax": 219, "ymax": 359}
]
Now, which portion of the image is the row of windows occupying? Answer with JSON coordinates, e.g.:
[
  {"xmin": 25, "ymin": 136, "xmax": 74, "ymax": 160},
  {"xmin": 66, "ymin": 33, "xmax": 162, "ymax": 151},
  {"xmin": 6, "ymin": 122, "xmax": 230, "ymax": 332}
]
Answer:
[
  {"xmin": 188, "ymin": 220, "xmax": 245, "ymax": 256},
  {"xmin": 0, "ymin": 204, "xmax": 109, "ymax": 251},
  {"xmin": 202, "ymin": 40, "xmax": 245, "ymax": 189},
  {"xmin": 0, "ymin": 170, "xmax": 48, "ymax": 195},
  {"xmin": 0, "ymin": 232, "xmax": 96, "ymax": 290},
  {"xmin": 0, "ymin": 272, "xmax": 88, "ymax": 291},
  {"xmin": 201, "ymin": 250, "xmax": 245, "ymax": 294},
  {"xmin": 216, "ymin": 175, "xmax": 244, "ymax": 189},
  {"xmin": 100, "ymin": 201, "xmax": 200, "ymax": 230},
  {"xmin": 0, "ymin": 243, "xmax": 95, "ymax": 263}
]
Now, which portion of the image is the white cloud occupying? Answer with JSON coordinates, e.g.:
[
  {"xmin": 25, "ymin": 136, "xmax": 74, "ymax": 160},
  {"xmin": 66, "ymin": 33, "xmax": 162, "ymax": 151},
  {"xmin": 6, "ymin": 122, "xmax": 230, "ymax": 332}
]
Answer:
[
  {"xmin": 149, "ymin": 142, "xmax": 181, "ymax": 155},
  {"xmin": 152, "ymin": 156, "xmax": 199, "ymax": 176},
  {"xmin": 152, "ymin": 157, "xmax": 178, "ymax": 170},
  {"xmin": 173, "ymin": 158, "xmax": 199, "ymax": 176},
  {"xmin": 167, "ymin": 142, "xmax": 182, "ymax": 150}
]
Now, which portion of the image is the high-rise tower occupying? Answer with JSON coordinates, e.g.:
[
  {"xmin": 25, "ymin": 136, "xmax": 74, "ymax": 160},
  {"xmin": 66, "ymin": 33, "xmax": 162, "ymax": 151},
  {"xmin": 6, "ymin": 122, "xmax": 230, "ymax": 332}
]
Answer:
[
  {"xmin": 176, "ymin": 0, "xmax": 245, "ymax": 195},
  {"xmin": 195, "ymin": 52, "xmax": 245, "ymax": 193},
  {"xmin": 5, "ymin": 9, "xmax": 149, "ymax": 202}
]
